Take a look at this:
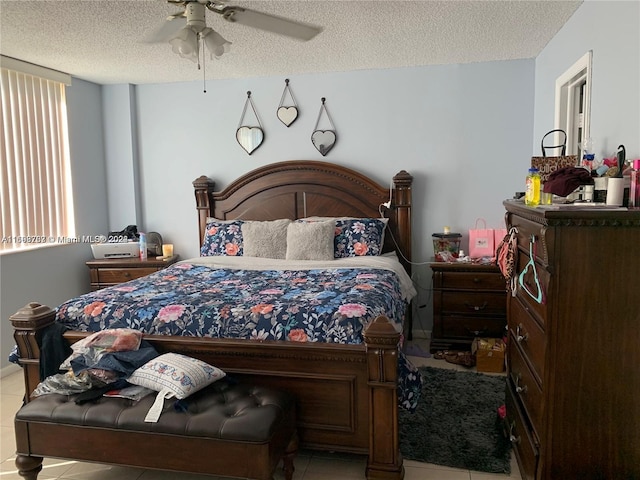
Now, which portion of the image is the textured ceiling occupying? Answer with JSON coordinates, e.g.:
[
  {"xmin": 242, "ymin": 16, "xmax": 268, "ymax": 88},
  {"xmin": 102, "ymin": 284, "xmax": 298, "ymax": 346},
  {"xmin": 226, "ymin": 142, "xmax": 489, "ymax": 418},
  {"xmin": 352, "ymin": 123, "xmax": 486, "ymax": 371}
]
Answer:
[{"xmin": 0, "ymin": 0, "xmax": 582, "ymax": 85}]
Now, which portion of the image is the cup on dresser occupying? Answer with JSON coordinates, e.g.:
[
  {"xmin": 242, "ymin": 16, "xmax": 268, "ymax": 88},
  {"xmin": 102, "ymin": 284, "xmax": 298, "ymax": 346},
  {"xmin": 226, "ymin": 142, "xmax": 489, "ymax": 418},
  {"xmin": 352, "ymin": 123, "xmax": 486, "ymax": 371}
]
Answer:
[{"xmin": 162, "ymin": 243, "xmax": 174, "ymax": 258}]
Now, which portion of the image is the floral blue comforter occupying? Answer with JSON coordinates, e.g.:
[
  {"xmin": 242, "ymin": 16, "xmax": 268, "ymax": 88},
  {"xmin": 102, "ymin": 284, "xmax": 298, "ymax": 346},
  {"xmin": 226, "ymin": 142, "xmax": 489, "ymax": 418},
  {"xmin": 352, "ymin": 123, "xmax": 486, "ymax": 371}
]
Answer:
[{"xmin": 55, "ymin": 256, "xmax": 422, "ymax": 411}]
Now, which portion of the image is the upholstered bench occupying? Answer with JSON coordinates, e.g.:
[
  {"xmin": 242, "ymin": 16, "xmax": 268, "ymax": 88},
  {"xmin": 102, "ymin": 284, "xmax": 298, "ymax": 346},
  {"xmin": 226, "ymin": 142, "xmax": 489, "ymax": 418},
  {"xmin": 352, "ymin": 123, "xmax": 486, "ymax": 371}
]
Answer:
[{"xmin": 14, "ymin": 380, "xmax": 298, "ymax": 480}]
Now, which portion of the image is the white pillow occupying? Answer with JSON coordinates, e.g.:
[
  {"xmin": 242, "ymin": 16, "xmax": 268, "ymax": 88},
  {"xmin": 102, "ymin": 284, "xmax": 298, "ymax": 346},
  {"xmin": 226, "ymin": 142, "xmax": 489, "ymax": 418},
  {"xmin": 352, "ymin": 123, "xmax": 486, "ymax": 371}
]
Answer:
[
  {"xmin": 286, "ymin": 220, "xmax": 335, "ymax": 261},
  {"xmin": 128, "ymin": 353, "xmax": 226, "ymax": 422},
  {"xmin": 241, "ymin": 219, "xmax": 291, "ymax": 259}
]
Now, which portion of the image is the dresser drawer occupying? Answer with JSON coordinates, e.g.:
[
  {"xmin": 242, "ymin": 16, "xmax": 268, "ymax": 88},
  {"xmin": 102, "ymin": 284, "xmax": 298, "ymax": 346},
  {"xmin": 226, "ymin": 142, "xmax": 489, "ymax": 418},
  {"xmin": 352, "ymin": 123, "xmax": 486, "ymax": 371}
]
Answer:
[
  {"xmin": 442, "ymin": 291, "xmax": 506, "ymax": 316},
  {"xmin": 506, "ymin": 383, "xmax": 539, "ymax": 480},
  {"xmin": 96, "ymin": 267, "xmax": 159, "ymax": 284},
  {"xmin": 514, "ymin": 250, "xmax": 549, "ymax": 325},
  {"xmin": 440, "ymin": 271, "xmax": 505, "ymax": 290},
  {"xmin": 508, "ymin": 214, "xmax": 551, "ymax": 266},
  {"xmin": 439, "ymin": 315, "xmax": 506, "ymax": 339},
  {"xmin": 508, "ymin": 336, "xmax": 544, "ymax": 437},
  {"xmin": 508, "ymin": 296, "xmax": 546, "ymax": 384}
]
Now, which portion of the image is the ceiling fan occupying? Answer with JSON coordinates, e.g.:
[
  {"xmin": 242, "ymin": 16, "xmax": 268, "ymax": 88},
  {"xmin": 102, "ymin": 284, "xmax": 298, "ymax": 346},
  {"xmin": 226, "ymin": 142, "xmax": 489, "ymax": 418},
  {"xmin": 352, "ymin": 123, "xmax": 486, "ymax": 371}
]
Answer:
[{"xmin": 144, "ymin": 0, "xmax": 322, "ymax": 63}]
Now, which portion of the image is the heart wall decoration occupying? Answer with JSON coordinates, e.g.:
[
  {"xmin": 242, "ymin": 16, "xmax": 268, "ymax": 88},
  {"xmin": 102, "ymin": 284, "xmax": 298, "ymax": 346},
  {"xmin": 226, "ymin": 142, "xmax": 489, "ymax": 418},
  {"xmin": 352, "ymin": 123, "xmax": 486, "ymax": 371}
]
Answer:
[
  {"xmin": 312, "ymin": 97, "xmax": 337, "ymax": 156},
  {"xmin": 236, "ymin": 126, "xmax": 264, "ymax": 155},
  {"xmin": 311, "ymin": 130, "xmax": 336, "ymax": 156},
  {"xmin": 277, "ymin": 106, "xmax": 298, "ymax": 127},
  {"xmin": 236, "ymin": 91, "xmax": 265, "ymax": 155},
  {"xmin": 277, "ymin": 79, "xmax": 299, "ymax": 127}
]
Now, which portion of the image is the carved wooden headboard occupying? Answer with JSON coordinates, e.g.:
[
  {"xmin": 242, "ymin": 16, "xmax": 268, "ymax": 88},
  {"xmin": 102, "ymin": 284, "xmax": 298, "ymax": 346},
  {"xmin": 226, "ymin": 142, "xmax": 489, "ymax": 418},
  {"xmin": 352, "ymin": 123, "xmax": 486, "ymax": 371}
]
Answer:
[{"xmin": 193, "ymin": 160, "xmax": 413, "ymax": 275}]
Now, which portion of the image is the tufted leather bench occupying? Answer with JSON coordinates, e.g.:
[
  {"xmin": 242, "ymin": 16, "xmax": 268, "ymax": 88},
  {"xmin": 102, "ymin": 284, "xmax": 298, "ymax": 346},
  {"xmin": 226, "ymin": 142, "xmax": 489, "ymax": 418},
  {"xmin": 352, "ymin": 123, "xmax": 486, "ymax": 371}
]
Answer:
[{"xmin": 14, "ymin": 380, "xmax": 298, "ymax": 480}]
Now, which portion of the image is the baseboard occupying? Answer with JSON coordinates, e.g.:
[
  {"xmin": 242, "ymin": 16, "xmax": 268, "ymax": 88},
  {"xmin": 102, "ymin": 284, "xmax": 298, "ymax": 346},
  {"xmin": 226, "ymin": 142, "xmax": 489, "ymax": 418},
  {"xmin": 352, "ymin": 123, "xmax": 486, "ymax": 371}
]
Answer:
[{"xmin": 1, "ymin": 363, "xmax": 21, "ymax": 379}]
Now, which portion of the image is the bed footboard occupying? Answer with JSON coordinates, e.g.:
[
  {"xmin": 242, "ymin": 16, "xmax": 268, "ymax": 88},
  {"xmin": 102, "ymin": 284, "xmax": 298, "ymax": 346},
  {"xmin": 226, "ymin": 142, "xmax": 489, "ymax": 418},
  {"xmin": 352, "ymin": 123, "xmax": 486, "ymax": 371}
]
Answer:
[{"xmin": 10, "ymin": 304, "xmax": 404, "ymax": 480}]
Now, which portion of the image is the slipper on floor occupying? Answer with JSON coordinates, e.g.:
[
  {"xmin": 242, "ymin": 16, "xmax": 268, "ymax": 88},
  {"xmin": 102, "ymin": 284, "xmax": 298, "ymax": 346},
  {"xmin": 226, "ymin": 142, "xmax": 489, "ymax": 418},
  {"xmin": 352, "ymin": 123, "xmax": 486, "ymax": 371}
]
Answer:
[{"xmin": 444, "ymin": 351, "xmax": 476, "ymax": 367}]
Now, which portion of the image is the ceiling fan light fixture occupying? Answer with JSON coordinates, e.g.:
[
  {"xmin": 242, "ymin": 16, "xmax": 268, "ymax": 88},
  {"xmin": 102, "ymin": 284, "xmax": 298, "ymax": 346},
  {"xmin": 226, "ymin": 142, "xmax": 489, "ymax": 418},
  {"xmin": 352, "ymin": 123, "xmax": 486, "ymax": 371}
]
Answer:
[
  {"xmin": 169, "ymin": 27, "xmax": 198, "ymax": 62},
  {"xmin": 202, "ymin": 28, "xmax": 232, "ymax": 59}
]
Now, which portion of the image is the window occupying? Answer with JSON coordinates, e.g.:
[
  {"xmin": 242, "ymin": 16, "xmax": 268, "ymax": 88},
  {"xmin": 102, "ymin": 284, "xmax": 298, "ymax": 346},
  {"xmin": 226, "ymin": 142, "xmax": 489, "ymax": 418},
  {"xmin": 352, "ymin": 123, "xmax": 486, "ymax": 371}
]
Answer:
[
  {"xmin": 554, "ymin": 51, "xmax": 592, "ymax": 159},
  {"xmin": 1, "ymin": 57, "xmax": 74, "ymax": 253}
]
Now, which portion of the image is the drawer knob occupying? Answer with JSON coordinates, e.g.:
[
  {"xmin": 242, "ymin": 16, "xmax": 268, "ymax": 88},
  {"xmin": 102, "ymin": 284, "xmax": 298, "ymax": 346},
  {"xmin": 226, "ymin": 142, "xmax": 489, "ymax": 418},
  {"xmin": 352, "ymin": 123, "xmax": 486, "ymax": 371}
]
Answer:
[
  {"xmin": 508, "ymin": 422, "xmax": 521, "ymax": 445},
  {"xmin": 516, "ymin": 324, "xmax": 528, "ymax": 343},
  {"xmin": 464, "ymin": 301, "xmax": 488, "ymax": 312},
  {"xmin": 124, "ymin": 272, "xmax": 131, "ymax": 278},
  {"xmin": 515, "ymin": 375, "xmax": 528, "ymax": 394}
]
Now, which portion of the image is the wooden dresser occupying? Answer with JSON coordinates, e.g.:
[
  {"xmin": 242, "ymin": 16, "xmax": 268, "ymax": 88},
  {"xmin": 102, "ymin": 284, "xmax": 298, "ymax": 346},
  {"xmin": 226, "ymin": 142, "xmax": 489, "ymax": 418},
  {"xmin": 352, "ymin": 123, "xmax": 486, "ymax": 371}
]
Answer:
[
  {"xmin": 86, "ymin": 255, "xmax": 179, "ymax": 290},
  {"xmin": 429, "ymin": 262, "xmax": 506, "ymax": 353},
  {"xmin": 503, "ymin": 201, "xmax": 640, "ymax": 480}
]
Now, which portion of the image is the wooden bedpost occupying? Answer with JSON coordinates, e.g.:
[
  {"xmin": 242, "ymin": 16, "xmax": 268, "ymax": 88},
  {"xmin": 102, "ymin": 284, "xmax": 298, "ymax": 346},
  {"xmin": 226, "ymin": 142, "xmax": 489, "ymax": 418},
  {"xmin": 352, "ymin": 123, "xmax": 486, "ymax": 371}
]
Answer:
[
  {"xmin": 364, "ymin": 316, "xmax": 404, "ymax": 480},
  {"xmin": 392, "ymin": 170, "xmax": 413, "ymax": 340},
  {"xmin": 193, "ymin": 176, "xmax": 215, "ymax": 250},
  {"xmin": 10, "ymin": 303, "xmax": 56, "ymax": 403},
  {"xmin": 392, "ymin": 170, "xmax": 412, "ymax": 278}
]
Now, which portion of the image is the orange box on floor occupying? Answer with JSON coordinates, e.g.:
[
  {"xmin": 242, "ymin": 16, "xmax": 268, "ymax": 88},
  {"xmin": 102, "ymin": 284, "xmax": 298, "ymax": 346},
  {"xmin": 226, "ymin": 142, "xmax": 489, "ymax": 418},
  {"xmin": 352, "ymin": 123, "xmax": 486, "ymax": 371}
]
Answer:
[{"xmin": 472, "ymin": 338, "xmax": 506, "ymax": 373}]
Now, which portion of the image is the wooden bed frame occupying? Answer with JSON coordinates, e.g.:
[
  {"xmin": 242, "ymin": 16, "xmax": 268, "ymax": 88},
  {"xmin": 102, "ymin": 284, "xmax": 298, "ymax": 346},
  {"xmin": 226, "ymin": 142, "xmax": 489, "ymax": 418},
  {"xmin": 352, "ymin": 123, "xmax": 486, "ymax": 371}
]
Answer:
[{"xmin": 11, "ymin": 160, "xmax": 413, "ymax": 480}]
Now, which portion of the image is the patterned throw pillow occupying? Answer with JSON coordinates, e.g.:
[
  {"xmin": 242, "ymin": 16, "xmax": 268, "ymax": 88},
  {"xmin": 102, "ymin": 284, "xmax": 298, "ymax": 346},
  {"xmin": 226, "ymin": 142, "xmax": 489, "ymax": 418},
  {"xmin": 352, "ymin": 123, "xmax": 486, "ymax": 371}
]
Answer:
[
  {"xmin": 128, "ymin": 353, "xmax": 226, "ymax": 422},
  {"xmin": 200, "ymin": 219, "xmax": 244, "ymax": 256},
  {"xmin": 333, "ymin": 218, "xmax": 389, "ymax": 258},
  {"xmin": 297, "ymin": 217, "xmax": 389, "ymax": 258}
]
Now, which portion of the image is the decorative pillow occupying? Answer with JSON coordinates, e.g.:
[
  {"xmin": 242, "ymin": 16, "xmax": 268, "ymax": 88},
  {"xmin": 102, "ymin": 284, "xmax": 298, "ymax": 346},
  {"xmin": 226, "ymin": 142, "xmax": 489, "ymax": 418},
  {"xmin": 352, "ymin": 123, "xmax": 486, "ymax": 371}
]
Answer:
[
  {"xmin": 241, "ymin": 219, "xmax": 291, "ymax": 259},
  {"xmin": 334, "ymin": 218, "xmax": 389, "ymax": 257},
  {"xmin": 286, "ymin": 220, "xmax": 335, "ymax": 261},
  {"xmin": 128, "ymin": 353, "xmax": 226, "ymax": 422},
  {"xmin": 298, "ymin": 217, "xmax": 389, "ymax": 258},
  {"xmin": 200, "ymin": 218, "xmax": 244, "ymax": 256}
]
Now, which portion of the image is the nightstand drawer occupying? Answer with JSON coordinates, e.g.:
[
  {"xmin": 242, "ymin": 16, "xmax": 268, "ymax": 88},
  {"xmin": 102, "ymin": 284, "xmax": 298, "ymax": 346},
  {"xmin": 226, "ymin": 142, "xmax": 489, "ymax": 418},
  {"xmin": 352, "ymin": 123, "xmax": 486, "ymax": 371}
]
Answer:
[
  {"xmin": 438, "ymin": 316, "xmax": 506, "ymax": 339},
  {"xmin": 441, "ymin": 291, "xmax": 506, "ymax": 316},
  {"xmin": 97, "ymin": 267, "xmax": 158, "ymax": 284},
  {"xmin": 87, "ymin": 256, "xmax": 179, "ymax": 290},
  {"xmin": 440, "ymin": 271, "xmax": 505, "ymax": 291}
]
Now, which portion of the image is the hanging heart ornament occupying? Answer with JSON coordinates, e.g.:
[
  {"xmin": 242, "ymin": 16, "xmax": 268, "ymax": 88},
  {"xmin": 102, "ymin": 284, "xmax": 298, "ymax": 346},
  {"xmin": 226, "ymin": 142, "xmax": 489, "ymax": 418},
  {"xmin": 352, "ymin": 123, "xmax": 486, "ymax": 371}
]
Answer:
[
  {"xmin": 236, "ymin": 126, "xmax": 264, "ymax": 155},
  {"xmin": 277, "ymin": 106, "xmax": 298, "ymax": 127},
  {"xmin": 311, "ymin": 130, "xmax": 336, "ymax": 156}
]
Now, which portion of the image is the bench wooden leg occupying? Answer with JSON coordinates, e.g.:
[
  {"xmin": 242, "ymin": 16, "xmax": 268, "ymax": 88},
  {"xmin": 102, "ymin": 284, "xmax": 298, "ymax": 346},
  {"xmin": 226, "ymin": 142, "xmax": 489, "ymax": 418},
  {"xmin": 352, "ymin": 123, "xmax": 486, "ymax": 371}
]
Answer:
[
  {"xmin": 281, "ymin": 431, "xmax": 299, "ymax": 480},
  {"xmin": 15, "ymin": 455, "xmax": 43, "ymax": 480}
]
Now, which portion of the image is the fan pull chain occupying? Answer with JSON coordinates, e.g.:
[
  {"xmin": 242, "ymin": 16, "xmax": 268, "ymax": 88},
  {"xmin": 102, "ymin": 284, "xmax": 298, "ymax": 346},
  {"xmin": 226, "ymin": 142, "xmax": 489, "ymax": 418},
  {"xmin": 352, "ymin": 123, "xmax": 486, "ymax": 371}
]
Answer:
[{"xmin": 201, "ymin": 34, "xmax": 207, "ymax": 93}]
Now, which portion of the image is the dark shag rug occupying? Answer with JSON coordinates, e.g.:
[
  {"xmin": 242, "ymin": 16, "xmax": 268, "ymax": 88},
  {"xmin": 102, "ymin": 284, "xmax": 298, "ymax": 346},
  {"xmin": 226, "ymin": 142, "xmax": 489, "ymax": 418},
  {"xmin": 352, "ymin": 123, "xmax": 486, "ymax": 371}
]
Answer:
[{"xmin": 399, "ymin": 366, "xmax": 511, "ymax": 473}]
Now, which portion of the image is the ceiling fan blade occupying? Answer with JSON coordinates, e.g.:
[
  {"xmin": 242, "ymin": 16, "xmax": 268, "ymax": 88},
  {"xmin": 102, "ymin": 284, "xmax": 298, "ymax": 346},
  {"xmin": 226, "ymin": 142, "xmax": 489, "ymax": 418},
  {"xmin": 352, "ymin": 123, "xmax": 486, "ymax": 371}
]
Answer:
[
  {"xmin": 142, "ymin": 15, "xmax": 187, "ymax": 43},
  {"xmin": 218, "ymin": 6, "xmax": 321, "ymax": 41}
]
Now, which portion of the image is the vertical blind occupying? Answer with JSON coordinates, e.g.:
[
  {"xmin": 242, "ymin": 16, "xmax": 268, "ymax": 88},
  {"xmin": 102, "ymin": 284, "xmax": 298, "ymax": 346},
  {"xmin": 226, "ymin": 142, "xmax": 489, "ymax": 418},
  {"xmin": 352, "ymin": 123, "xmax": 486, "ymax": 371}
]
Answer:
[{"xmin": 1, "ymin": 66, "xmax": 75, "ymax": 252}]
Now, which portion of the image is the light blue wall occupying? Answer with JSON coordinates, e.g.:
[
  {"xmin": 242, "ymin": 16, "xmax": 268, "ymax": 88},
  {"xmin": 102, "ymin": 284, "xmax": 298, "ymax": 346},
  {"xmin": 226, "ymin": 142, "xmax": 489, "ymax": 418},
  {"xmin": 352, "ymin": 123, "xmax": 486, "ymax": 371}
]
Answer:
[
  {"xmin": 102, "ymin": 84, "xmax": 142, "ymax": 230},
  {"xmin": 0, "ymin": 79, "xmax": 108, "ymax": 372},
  {"xmin": 534, "ymin": 0, "xmax": 639, "ymax": 160}
]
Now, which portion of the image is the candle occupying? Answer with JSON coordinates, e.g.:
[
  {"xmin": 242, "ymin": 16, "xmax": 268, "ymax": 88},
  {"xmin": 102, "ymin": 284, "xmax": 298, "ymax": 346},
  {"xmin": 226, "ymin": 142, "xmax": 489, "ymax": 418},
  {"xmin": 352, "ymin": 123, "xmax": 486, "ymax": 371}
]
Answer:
[{"xmin": 162, "ymin": 243, "xmax": 174, "ymax": 258}]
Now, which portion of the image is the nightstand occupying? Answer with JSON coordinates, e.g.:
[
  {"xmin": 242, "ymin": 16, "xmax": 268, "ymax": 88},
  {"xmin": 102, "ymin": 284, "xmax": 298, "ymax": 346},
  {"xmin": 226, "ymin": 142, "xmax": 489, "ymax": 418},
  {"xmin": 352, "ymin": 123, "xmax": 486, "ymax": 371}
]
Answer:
[
  {"xmin": 429, "ymin": 261, "xmax": 506, "ymax": 353},
  {"xmin": 86, "ymin": 255, "xmax": 179, "ymax": 291}
]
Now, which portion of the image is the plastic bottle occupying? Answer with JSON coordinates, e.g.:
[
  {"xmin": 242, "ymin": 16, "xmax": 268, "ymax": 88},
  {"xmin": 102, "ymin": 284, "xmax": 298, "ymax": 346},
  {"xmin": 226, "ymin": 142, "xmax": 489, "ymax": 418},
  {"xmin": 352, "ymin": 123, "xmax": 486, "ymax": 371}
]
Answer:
[
  {"xmin": 525, "ymin": 168, "xmax": 541, "ymax": 207},
  {"xmin": 630, "ymin": 160, "xmax": 640, "ymax": 209},
  {"xmin": 139, "ymin": 232, "xmax": 147, "ymax": 261}
]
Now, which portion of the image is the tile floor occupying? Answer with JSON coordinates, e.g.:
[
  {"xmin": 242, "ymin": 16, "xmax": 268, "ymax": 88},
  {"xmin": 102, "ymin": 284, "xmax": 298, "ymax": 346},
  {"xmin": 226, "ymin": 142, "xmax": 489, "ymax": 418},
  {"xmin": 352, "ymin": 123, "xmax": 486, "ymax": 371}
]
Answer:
[{"xmin": 0, "ymin": 340, "xmax": 521, "ymax": 480}]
